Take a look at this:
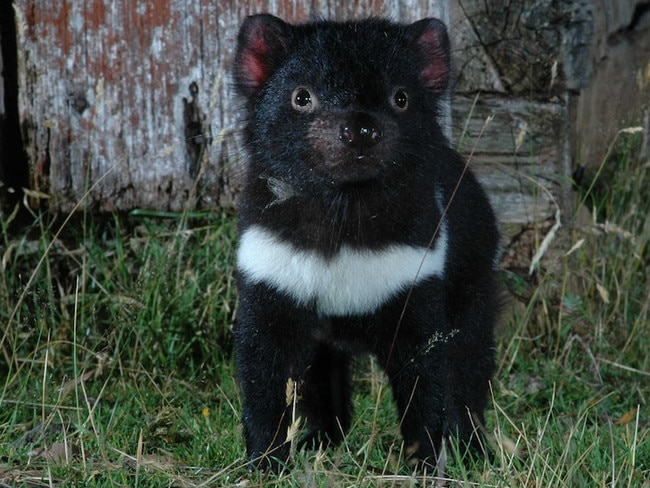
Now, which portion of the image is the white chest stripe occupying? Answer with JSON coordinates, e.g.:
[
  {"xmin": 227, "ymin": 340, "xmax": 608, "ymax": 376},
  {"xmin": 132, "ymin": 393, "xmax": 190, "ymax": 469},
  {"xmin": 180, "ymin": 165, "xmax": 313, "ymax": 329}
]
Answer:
[{"xmin": 237, "ymin": 224, "xmax": 448, "ymax": 316}]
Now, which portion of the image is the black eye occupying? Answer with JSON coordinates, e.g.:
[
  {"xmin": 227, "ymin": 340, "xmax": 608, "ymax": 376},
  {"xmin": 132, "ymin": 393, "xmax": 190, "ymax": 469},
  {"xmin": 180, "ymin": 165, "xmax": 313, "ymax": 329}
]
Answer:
[
  {"xmin": 292, "ymin": 87, "xmax": 314, "ymax": 112},
  {"xmin": 392, "ymin": 89, "xmax": 408, "ymax": 110}
]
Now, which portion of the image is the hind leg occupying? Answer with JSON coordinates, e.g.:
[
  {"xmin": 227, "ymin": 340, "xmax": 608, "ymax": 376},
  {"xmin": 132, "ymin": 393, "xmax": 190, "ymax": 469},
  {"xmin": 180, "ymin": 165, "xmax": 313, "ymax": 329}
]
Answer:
[{"xmin": 298, "ymin": 343, "xmax": 352, "ymax": 449}]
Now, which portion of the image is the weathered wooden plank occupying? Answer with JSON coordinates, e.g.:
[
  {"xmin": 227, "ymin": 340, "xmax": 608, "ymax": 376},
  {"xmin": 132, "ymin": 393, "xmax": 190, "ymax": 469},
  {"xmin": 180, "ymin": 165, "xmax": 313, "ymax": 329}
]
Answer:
[
  {"xmin": 449, "ymin": 0, "xmax": 594, "ymax": 95},
  {"xmin": 16, "ymin": 1, "xmax": 223, "ymax": 210},
  {"xmin": 450, "ymin": 0, "xmax": 650, "ymax": 171},
  {"xmin": 572, "ymin": 0, "xmax": 650, "ymax": 169},
  {"xmin": 451, "ymin": 95, "xmax": 570, "ymax": 231},
  {"xmin": 13, "ymin": 0, "xmax": 447, "ymax": 212}
]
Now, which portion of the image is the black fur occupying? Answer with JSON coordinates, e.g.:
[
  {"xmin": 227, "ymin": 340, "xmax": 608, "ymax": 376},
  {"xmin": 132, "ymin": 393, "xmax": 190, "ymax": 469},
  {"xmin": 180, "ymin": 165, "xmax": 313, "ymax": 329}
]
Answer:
[{"xmin": 233, "ymin": 14, "xmax": 500, "ymax": 471}]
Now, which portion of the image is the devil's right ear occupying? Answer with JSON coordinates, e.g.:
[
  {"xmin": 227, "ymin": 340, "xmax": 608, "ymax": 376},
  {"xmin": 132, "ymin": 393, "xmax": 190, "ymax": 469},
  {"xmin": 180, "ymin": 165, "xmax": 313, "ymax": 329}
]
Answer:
[{"xmin": 234, "ymin": 14, "xmax": 295, "ymax": 97}]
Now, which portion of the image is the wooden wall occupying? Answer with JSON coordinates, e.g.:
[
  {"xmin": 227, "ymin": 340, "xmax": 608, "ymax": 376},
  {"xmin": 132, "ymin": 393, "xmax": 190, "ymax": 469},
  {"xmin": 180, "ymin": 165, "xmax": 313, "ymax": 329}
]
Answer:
[{"xmin": 2, "ymin": 0, "xmax": 649, "ymax": 260}]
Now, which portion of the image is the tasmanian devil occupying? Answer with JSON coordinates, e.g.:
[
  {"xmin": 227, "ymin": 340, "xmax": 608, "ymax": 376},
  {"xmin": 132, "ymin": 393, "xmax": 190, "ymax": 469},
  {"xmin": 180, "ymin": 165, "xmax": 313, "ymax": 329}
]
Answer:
[{"xmin": 232, "ymin": 13, "xmax": 500, "ymax": 471}]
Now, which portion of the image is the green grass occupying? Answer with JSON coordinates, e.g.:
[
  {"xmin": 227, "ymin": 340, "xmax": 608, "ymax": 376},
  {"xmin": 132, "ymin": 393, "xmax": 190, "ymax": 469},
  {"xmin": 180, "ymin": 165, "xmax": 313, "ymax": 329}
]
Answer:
[{"xmin": 1, "ymin": 133, "xmax": 649, "ymax": 487}]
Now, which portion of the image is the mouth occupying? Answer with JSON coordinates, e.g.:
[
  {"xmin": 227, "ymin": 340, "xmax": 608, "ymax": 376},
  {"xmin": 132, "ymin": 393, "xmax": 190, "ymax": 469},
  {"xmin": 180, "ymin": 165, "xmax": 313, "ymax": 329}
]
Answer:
[{"xmin": 325, "ymin": 155, "xmax": 385, "ymax": 184}]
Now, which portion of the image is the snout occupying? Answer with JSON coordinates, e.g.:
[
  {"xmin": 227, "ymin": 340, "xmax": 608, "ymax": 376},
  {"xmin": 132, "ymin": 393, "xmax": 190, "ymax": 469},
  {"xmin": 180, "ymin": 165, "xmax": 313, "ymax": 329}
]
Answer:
[{"xmin": 339, "ymin": 113, "xmax": 382, "ymax": 157}]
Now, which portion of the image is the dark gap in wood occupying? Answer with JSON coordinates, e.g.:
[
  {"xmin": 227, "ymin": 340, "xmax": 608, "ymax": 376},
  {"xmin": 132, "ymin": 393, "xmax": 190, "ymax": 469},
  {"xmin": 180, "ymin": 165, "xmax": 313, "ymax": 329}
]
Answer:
[{"xmin": 0, "ymin": 0, "xmax": 30, "ymax": 212}]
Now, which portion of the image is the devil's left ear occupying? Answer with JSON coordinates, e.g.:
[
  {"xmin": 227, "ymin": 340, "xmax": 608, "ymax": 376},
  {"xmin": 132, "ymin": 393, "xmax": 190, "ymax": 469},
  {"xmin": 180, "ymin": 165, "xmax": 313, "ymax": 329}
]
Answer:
[{"xmin": 405, "ymin": 18, "xmax": 451, "ymax": 93}]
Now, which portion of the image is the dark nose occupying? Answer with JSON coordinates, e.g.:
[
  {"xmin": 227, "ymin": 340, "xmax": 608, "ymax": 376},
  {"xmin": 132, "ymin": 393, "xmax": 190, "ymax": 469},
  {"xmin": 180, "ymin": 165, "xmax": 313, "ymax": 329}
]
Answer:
[{"xmin": 339, "ymin": 113, "xmax": 382, "ymax": 154}]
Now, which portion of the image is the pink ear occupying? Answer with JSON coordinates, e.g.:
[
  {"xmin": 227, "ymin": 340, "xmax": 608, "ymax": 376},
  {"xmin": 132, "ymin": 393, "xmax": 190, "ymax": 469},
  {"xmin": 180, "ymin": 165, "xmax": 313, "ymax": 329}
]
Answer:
[
  {"xmin": 407, "ymin": 18, "xmax": 451, "ymax": 93},
  {"xmin": 234, "ymin": 14, "xmax": 293, "ymax": 97}
]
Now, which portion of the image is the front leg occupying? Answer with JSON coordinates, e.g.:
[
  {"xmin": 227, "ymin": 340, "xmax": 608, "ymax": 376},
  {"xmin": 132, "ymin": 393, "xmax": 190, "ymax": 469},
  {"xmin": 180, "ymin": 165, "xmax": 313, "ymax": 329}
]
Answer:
[
  {"xmin": 444, "ymin": 284, "xmax": 497, "ymax": 461},
  {"xmin": 381, "ymin": 334, "xmax": 449, "ymax": 470},
  {"xmin": 234, "ymin": 281, "xmax": 318, "ymax": 471},
  {"xmin": 373, "ymin": 288, "xmax": 450, "ymax": 470},
  {"xmin": 377, "ymin": 280, "xmax": 496, "ymax": 470}
]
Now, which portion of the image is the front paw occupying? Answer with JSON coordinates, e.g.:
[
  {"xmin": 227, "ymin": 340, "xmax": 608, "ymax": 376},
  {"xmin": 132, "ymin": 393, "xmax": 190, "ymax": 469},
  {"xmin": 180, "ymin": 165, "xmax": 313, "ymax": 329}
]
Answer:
[
  {"xmin": 405, "ymin": 440, "xmax": 447, "ymax": 476},
  {"xmin": 247, "ymin": 445, "xmax": 291, "ymax": 473},
  {"xmin": 296, "ymin": 428, "xmax": 339, "ymax": 452}
]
